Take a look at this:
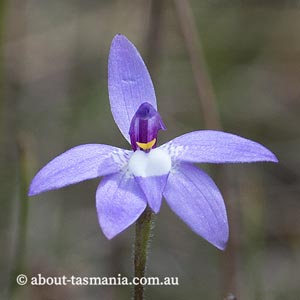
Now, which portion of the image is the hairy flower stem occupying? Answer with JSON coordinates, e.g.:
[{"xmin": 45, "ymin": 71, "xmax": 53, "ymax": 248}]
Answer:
[{"xmin": 134, "ymin": 206, "xmax": 154, "ymax": 300}]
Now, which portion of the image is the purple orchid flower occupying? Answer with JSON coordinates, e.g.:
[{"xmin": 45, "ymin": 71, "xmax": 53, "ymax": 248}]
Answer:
[{"xmin": 28, "ymin": 34, "xmax": 278, "ymax": 250}]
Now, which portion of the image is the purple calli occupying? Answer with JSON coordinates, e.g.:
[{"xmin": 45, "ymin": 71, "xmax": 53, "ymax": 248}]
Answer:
[{"xmin": 28, "ymin": 34, "xmax": 278, "ymax": 250}]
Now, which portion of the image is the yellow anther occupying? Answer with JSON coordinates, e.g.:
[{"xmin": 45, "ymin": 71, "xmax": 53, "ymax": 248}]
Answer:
[{"xmin": 136, "ymin": 138, "xmax": 156, "ymax": 150}]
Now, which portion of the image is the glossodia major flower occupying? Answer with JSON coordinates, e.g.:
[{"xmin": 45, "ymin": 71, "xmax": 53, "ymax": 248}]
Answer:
[{"xmin": 28, "ymin": 34, "xmax": 278, "ymax": 250}]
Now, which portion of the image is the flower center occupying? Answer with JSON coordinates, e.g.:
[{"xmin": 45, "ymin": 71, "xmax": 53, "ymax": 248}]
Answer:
[
  {"xmin": 136, "ymin": 138, "xmax": 157, "ymax": 151},
  {"xmin": 129, "ymin": 102, "xmax": 166, "ymax": 151},
  {"xmin": 128, "ymin": 148, "xmax": 172, "ymax": 177}
]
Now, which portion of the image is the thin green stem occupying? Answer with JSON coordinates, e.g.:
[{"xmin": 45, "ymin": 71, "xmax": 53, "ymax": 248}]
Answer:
[{"xmin": 134, "ymin": 206, "xmax": 154, "ymax": 300}]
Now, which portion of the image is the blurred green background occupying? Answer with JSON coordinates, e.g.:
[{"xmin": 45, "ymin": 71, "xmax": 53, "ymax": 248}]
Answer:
[{"xmin": 0, "ymin": 0, "xmax": 299, "ymax": 299}]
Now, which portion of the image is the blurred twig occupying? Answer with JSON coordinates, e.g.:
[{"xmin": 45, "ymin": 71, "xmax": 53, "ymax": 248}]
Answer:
[
  {"xmin": 9, "ymin": 135, "xmax": 31, "ymax": 299},
  {"xmin": 1, "ymin": 0, "xmax": 28, "ymax": 298},
  {"xmin": 174, "ymin": 0, "xmax": 239, "ymax": 297},
  {"xmin": 174, "ymin": 0, "xmax": 220, "ymax": 129},
  {"xmin": 144, "ymin": 0, "xmax": 165, "ymax": 72},
  {"xmin": 0, "ymin": 0, "xmax": 10, "ymax": 230},
  {"xmin": 0, "ymin": 0, "xmax": 7, "ymax": 77}
]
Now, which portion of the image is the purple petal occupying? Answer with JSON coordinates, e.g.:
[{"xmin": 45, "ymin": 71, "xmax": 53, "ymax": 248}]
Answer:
[
  {"xmin": 29, "ymin": 144, "xmax": 130, "ymax": 196},
  {"xmin": 163, "ymin": 163, "xmax": 228, "ymax": 250},
  {"xmin": 135, "ymin": 175, "xmax": 168, "ymax": 213},
  {"xmin": 161, "ymin": 130, "xmax": 278, "ymax": 164},
  {"xmin": 96, "ymin": 172, "xmax": 147, "ymax": 239},
  {"xmin": 108, "ymin": 34, "xmax": 157, "ymax": 142}
]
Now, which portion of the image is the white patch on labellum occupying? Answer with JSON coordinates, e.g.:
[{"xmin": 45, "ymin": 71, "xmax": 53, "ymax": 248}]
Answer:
[{"xmin": 128, "ymin": 149, "xmax": 172, "ymax": 177}]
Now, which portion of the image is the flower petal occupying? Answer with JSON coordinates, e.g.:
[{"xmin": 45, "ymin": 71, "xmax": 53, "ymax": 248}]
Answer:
[
  {"xmin": 108, "ymin": 34, "xmax": 157, "ymax": 142},
  {"xmin": 96, "ymin": 172, "xmax": 147, "ymax": 239},
  {"xmin": 163, "ymin": 163, "xmax": 228, "ymax": 250},
  {"xmin": 29, "ymin": 144, "xmax": 130, "ymax": 196},
  {"xmin": 161, "ymin": 130, "xmax": 278, "ymax": 164},
  {"xmin": 135, "ymin": 175, "xmax": 168, "ymax": 213}
]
